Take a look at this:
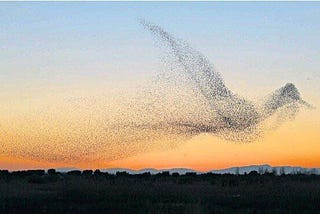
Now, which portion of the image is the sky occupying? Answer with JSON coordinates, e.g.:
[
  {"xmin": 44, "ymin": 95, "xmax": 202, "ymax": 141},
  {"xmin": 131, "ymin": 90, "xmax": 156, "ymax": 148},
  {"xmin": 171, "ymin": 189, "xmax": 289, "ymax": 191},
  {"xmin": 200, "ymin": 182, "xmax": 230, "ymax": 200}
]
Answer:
[{"xmin": 1, "ymin": 2, "xmax": 320, "ymax": 171}]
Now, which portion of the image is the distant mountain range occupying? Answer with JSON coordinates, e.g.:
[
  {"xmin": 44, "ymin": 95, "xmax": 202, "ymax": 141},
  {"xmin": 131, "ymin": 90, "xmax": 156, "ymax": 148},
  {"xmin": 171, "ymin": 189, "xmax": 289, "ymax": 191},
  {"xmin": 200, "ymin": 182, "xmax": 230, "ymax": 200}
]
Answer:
[{"xmin": 56, "ymin": 164, "xmax": 320, "ymax": 175}]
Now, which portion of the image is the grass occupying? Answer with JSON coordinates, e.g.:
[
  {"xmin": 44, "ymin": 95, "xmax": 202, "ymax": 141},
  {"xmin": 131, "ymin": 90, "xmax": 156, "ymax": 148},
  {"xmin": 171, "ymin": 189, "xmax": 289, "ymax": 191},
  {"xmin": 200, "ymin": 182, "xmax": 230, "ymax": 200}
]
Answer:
[{"xmin": 0, "ymin": 171, "xmax": 319, "ymax": 213}]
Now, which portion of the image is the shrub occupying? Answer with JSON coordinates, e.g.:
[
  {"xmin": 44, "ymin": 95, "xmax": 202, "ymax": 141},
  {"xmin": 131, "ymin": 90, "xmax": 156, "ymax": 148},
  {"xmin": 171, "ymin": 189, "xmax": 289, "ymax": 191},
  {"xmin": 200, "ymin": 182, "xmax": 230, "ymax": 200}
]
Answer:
[
  {"xmin": 48, "ymin": 169, "xmax": 56, "ymax": 175},
  {"xmin": 82, "ymin": 170, "xmax": 93, "ymax": 176},
  {"xmin": 67, "ymin": 170, "xmax": 82, "ymax": 176}
]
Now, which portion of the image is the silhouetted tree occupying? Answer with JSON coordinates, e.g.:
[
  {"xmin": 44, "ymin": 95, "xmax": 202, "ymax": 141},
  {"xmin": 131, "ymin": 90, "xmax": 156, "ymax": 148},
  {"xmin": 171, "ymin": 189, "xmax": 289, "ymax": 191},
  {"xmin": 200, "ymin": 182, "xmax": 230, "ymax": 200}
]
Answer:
[
  {"xmin": 155, "ymin": 171, "xmax": 170, "ymax": 177},
  {"xmin": 94, "ymin": 169, "xmax": 101, "ymax": 175},
  {"xmin": 48, "ymin": 169, "xmax": 56, "ymax": 175},
  {"xmin": 67, "ymin": 170, "xmax": 81, "ymax": 176},
  {"xmin": 248, "ymin": 171, "xmax": 259, "ymax": 176},
  {"xmin": 137, "ymin": 172, "xmax": 151, "ymax": 178},
  {"xmin": 0, "ymin": 170, "xmax": 9, "ymax": 177},
  {"xmin": 27, "ymin": 170, "xmax": 45, "ymax": 176},
  {"xmin": 82, "ymin": 170, "xmax": 93, "ymax": 176},
  {"xmin": 116, "ymin": 171, "xmax": 129, "ymax": 177},
  {"xmin": 171, "ymin": 172, "xmax": 179, "ymax": 177},
  {"xmin": 310, "ymin": 168, "xmax": 317, "ymax": 175},
  {"xmin": 186, "ymin": 172, "xmax": 197, "ymax": 177},
  {"xmin": 11, "ymin": 170, "xmax": 45, "ymax": 177}
]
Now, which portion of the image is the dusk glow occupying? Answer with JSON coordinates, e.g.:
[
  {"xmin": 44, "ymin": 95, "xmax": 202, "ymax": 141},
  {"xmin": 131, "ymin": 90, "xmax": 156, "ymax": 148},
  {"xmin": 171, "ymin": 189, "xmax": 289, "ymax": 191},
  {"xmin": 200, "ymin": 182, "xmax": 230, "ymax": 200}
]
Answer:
[{"xmin": 1, "ymin": 2, "xmax": 319, "ymax": 171}]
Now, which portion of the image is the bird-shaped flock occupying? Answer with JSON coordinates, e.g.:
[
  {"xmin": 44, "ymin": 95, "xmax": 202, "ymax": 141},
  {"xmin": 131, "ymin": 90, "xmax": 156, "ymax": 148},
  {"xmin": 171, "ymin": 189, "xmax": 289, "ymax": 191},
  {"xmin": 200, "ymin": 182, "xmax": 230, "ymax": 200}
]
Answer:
[{"xmin": 139, "ymin": 19, "xmax": 313, "ymax": 141}]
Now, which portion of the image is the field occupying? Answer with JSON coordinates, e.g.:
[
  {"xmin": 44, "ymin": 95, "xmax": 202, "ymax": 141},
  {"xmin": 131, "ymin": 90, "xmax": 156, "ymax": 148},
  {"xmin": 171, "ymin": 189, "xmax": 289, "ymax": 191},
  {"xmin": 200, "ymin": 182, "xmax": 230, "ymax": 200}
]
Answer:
[{"xmin": 0, "ymin": 170, "xmax": 320, "ymax": 213}]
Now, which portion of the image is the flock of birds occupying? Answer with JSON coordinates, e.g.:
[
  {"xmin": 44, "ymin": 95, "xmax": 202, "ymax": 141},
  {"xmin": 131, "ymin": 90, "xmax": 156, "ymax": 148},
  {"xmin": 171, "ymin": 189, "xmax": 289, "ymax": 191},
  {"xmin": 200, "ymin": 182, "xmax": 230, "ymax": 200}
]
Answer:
[
  {"xmin": 1, "ymin": 20, "xmax": 313, "ymax": 163},
  {"xmin": 138, "ymin": 19, "xmax": 313, "ymax": 142}
]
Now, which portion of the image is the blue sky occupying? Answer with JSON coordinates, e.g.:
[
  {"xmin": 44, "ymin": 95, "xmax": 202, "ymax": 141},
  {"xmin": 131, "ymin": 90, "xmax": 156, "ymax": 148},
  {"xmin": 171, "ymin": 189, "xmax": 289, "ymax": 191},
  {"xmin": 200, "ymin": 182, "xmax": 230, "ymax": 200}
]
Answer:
[
  {"xmin": 1, "ymin": 2, "xmax": 320, "ymax": 170},
  {"xmin": 1, "ymin": 2, "xmax": 320, "ymax": 100}
]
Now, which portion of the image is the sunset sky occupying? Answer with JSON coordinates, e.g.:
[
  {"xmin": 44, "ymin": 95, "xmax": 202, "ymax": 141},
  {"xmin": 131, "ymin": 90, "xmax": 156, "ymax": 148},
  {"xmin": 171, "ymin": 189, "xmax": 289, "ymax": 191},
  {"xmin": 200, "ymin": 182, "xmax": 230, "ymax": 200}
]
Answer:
[{"xmin": 1, "ymin": 2, "xmax": 320, "ymax": 171}]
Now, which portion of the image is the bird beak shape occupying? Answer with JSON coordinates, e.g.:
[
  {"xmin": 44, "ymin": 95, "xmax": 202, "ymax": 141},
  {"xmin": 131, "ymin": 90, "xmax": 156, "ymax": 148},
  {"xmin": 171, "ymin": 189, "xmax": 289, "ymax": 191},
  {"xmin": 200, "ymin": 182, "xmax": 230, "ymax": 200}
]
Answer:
[{"xmin": 298, "ymin": 99, "xmax": 315, "ymax": 109}]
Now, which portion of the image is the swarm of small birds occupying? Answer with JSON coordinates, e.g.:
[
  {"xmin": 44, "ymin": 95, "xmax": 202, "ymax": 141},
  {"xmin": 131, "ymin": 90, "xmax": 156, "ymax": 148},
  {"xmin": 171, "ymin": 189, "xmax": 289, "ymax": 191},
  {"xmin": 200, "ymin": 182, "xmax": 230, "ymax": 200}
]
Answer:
[{"xmin": 1, "ymin": 20, "xmax": 313, "ymax": 163}]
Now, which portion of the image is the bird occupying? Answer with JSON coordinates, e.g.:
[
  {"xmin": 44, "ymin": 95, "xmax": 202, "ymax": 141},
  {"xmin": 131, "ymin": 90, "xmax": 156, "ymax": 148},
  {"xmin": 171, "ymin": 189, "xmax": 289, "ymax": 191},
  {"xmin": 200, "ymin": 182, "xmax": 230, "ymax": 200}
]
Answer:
[{"xmin": 139, "ymin": 19, "xmax": 313, "ymax": 139}]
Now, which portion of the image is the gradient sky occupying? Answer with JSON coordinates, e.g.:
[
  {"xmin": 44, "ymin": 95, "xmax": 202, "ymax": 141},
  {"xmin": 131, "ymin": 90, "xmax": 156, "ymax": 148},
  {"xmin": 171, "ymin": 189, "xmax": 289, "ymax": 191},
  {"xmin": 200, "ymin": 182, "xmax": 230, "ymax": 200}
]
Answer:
[{"xmin": 1, "ymin": 2, "xmax": 320, "ymax": 171}]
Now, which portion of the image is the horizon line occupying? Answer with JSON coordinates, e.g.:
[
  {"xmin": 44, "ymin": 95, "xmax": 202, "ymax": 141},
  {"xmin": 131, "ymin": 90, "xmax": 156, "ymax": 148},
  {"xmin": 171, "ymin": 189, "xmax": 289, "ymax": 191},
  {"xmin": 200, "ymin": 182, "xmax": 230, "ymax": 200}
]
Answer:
[{"xmin": 2, "ymin": 163, "xmax": 320, "ymax": 172}]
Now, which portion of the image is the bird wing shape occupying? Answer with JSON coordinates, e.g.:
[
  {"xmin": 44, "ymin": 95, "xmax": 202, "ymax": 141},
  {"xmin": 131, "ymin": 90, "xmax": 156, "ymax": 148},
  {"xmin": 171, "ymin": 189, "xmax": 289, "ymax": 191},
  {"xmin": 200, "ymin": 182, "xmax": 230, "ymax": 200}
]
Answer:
[{"xmin": 140, "ymin": 20, "xmax": 260, "ymax": 130}]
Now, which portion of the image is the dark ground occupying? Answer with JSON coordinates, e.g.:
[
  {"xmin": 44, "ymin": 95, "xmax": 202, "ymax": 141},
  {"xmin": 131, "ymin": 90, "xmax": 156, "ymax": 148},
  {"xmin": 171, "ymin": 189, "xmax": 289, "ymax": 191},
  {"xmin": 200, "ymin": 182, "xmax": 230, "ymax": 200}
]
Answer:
[{"xmin": 0, "ymin": 170, "xmax": 319, "ymax": 213}]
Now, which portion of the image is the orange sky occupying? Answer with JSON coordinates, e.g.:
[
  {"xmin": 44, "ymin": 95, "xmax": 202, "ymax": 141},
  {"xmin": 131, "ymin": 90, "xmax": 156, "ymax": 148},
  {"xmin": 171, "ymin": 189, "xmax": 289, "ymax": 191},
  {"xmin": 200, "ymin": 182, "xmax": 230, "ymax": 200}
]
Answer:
[
  {"xmin": 1, "ymin": 2, "xmax": 320, "ymax": 172},
  {"xmin": 1, "ymin": 110, "xmax": 319, "ymax": 171},
  {"xmin": 82, "ymin": 115, "xmax": 320, "ymax": 171}
]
